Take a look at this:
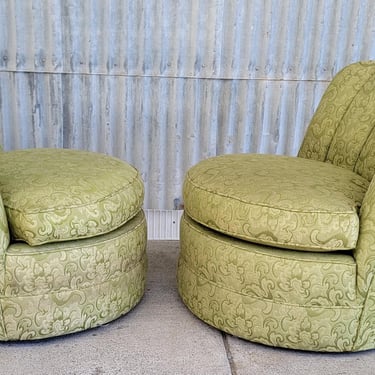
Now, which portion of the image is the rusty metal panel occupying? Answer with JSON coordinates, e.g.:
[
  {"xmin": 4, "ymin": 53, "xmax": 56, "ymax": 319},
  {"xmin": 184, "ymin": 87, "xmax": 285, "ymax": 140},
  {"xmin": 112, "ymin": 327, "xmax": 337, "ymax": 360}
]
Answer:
[{"xmin": 0, "ymin": 0, "xmax": 375, "ymax": 209}]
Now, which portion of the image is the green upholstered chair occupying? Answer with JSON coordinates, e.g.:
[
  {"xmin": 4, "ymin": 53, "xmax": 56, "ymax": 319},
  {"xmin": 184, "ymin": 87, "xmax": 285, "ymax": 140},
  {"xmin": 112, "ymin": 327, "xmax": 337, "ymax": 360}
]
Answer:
[
  {"xmin": 177, "ymin": 61, "xmax": 375, "ymax": 352},
  {"xmin": 0, "ymin": 148, "xmax": 147, "ymax": 340}
]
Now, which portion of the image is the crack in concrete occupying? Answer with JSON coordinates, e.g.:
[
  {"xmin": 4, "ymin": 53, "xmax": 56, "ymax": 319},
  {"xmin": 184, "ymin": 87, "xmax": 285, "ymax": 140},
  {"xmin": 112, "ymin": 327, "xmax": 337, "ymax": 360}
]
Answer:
[{"xmin": 222, "ymin": 332, "xmax": 237, "ymax": 375}]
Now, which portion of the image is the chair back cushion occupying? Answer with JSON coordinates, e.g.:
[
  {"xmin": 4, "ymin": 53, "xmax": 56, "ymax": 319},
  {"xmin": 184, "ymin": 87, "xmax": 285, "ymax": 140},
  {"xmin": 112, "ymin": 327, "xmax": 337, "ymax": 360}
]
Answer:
[{"xmin": 298, "ymin": 61, "xmax": 375, "ymax": 182}]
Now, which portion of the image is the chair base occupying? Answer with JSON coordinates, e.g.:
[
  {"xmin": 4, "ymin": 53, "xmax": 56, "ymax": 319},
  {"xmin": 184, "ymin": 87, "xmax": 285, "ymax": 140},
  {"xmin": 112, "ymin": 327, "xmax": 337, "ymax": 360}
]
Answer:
[
  {"xmin": 177, "ymin": 213, "xmax": 366, "ymax": 352},
  {"xmin": 0, "ymin": 211, "xmax": 147, "ymax": 341}
]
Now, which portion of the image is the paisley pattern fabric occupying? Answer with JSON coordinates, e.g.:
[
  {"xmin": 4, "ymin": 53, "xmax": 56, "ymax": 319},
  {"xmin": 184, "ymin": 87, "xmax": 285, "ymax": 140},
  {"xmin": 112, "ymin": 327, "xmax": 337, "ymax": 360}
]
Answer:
[
  {"xmin": 0, "ymin": 196, "xmax": 10, "ymax": 338},
  {"xmin": 0, "ymin": 211, "xmax": 147, "ymax": 341},
  {"xmin": 0, "ymin": 196, "xmax": 9, "ymax": 252},
  {"xmin": 177, "ymin": 215, "xmax": 362, "ymax": 352},
  {"xmin": 0, "ymin": 149, "xmax": 144, "ymax": 246},
  {"xmin": 178, "ymin": 61, "xmax": 375, "ymax": 352},
  {"xmin": 184, "ymin": 154, "xmax": 369, "ymax": 251},
  {"xmin": 351, "ymin": 177, "xmax": 375, "ymax": 350},
  {"xmin": 298, "ymin": 61, "xmax": 375, "ymax": 182}
]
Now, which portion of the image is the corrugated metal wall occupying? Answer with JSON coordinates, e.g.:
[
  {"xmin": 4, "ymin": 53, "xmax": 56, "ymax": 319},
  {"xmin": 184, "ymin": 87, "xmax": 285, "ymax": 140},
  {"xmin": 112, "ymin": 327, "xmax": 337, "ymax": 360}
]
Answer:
[{"xmin": 1, "ymin": 0, "xmax": 375, "ymax": 209}]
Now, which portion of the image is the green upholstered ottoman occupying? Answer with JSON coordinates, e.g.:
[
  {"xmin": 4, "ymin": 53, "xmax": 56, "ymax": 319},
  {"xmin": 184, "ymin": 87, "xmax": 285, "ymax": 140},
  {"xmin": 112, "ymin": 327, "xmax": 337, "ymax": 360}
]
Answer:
[
  {"xmin": 177, "ymin": 61, "xmax": 375, "ymax": 352},
  {"xmin": 0, "ymin": 148, "xmax": 147, "ymax": 340}
]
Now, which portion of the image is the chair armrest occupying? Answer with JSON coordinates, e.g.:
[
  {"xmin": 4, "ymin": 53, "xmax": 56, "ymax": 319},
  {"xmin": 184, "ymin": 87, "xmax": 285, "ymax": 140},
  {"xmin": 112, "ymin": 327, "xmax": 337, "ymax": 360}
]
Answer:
[
  {"xmin": 0, "ymin": 195, "xmax": 9, "ymax": 253},
  {"xmin": 352, "ymin": 175, "xmax": 375, "ymax": 350},
  {"xmin": 0, "ymin": 194, "xmax": 10, "ymax": 294},
  {"xmin": 355, "ymin": 175, "xmax": 375, "ymax": 296}
]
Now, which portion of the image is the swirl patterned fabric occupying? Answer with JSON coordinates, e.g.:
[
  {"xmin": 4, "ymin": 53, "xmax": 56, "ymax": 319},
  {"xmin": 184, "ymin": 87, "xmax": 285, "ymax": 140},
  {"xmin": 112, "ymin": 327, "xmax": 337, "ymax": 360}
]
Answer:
[
  {"xmin": 0, "ymin": 196, "xmax": 10, "ymax": 338},
  {"xmin": 298, "ymin": 61, "xmax": 375, "ymax": 182},
  {"xmin": 350, "ymin": 177, "xmax": 375, "ymax": 351},
  {"xmin": 0, "ymin": 195, "xmax": 10, "ymax": 256},
  {"xmin": 0, "ymin": 149, "xmax": 147, "ymax": 340},
  {"xmin": 184, "ymin": 154, "xmax": 369, "ymax": 252},
  {"xmin": 178, "ymin": 61, "xmax": 375, "ymax": 352},
  {"xmin": 0, "ymin": 211, "xmax": 147, "ymax": 341},
  {"xmin": 0, "ymin": 149, "xmax": 144, "ymax": 246},
  {"xmin": 178, "ymin": 214, "xmax": 361, "ymax": 352}
]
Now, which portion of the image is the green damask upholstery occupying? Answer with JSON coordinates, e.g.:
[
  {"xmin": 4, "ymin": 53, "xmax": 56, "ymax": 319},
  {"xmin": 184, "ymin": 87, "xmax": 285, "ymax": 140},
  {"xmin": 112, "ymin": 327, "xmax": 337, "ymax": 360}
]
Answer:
[
  {"xmin": 179, "ymin": 214, "xmax": 360, "ymax": 352},
  {"xmin": 177, "ymin": 61, "xmax": 375, "ymax": 352},
  {"xmin": 0, "ymin": 149, "xmax": 144, "ymax": 246},
  {"xmin": 184, "ymin": 154, "xmax": 369, "ymax": 252},
  {"xmin": 0, "ymin": 149, "xmax": 147, "ymax": 340},
  {"xmin": 0, "ymin": 196, "xmax": 10, "ymax": 253},
  {"xmin": 298, "ymin": 61, "xmax": 375, "ymax": 181}
]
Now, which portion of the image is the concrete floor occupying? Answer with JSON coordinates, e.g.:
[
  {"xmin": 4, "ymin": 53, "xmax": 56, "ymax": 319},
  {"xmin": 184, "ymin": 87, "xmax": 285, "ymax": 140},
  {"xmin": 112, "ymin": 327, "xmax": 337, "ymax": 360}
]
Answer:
[{"xmin": 0, "ymin": 241, "xmax": 374, "ymax": 375}]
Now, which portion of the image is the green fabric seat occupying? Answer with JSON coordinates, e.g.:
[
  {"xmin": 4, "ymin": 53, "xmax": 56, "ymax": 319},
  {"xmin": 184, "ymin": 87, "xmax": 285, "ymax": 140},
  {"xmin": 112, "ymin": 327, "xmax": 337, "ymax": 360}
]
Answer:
[
  {"xmin": 184, "ymin": 154, "xmax": 369, "ymax": 252},
  {"xmin": 0, "ymin": 149, "xmax": 147, "ymax": 340},
  {"xmin": 0, "ymin": 149, "xmax": 144, "ymax": 246},
  {"xmin": 177, "ymin": 61, "xmax": 375, "ymax": 352}
]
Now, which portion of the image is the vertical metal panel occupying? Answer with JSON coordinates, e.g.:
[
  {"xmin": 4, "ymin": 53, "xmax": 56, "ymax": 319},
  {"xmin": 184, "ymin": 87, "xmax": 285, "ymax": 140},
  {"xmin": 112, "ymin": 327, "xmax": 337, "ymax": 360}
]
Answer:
[
  {"xmin": 145, "ymin": 209, "xmax": 183, "ymax": 240},
  {"xmin": 0, "ymin": 0, "xmax": 375, "ymax": 209}
]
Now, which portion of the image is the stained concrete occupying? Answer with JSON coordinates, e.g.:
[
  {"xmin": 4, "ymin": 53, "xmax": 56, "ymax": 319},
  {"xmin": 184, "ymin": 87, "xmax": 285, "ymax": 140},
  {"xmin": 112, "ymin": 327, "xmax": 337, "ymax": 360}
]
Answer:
[{"xmin": 0, "ymin": 241, "xmax": 374, "ymax": 375}]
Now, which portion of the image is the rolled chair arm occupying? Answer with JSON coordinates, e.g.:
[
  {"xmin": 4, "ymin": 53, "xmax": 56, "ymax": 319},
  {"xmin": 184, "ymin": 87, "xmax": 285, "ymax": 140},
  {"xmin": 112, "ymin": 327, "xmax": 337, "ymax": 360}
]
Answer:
[
  {"xmin": 0, "ymin": 194, "xmax": 10, "ymax": 295},
  {"xmin": 353, "ymin": 175, "xmax": 375, "ymax": 350},
  {"xmin": 0, "ymin": 194, "xmax": 9, "ymax": 254},
  {"xmin": 355, "ymin": 175, "xmax": 375, "ymax": 296}
]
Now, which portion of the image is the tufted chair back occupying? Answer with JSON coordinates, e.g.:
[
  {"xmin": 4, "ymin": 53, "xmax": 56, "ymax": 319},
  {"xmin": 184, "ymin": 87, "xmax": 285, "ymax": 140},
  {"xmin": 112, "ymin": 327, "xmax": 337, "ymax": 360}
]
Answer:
[
  {"xmin": 298, "ymin": 61, "xmax": 375, "ymax": 351},
  {"xmin": 298, "ymin": 61, "xmax": 375, "ymax": 182}
]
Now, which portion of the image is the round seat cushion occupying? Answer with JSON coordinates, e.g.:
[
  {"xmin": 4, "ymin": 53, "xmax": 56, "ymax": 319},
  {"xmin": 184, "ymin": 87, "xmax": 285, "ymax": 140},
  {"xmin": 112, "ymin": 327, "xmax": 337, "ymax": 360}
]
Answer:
[
  {"xmin": 183, "ymin": 154, "xmax": 369, "ymax": 252},
  {"xmin": 0, "ymin": 149, "xmax": 144, "ymax": 246}
]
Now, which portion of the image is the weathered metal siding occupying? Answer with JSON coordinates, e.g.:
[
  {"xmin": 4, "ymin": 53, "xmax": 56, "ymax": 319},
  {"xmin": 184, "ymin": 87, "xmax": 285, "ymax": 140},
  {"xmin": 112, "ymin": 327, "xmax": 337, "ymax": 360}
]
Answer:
[{"xmin": 1, "ymin": 1, "xmax": 375, "ymax": 208}]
